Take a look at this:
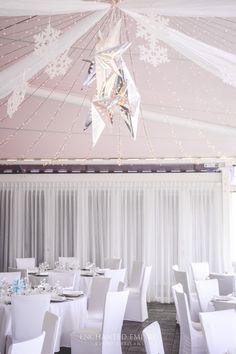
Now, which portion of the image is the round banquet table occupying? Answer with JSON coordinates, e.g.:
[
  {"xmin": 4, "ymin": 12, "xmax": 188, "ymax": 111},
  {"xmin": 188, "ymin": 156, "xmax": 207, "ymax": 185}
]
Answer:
[{"xmin": 0, "ymin": 294, "xmax": 87, "ymax": 354}]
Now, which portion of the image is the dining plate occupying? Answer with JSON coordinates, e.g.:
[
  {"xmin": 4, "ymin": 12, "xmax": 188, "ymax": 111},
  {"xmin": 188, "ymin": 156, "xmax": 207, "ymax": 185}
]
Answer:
[
  {"xmin": 63, "ymin": 290, "xmax": 83, "ymax": 297},
  {"xmin": 51, "ymin": 295, "xmax": 67, "ymax": 302}
]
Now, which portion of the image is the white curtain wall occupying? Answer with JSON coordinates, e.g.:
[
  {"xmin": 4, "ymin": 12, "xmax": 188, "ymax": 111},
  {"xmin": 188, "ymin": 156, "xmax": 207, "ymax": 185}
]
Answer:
[{"xmin": 0, "ymin": 173, "xmax": 230, "ymax": 302}]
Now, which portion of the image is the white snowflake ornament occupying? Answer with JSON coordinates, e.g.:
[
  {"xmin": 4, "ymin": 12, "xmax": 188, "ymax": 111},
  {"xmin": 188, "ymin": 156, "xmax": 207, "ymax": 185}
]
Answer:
[
  {"xmin": 45, "ymin": 50, "xmax": 72, "ymax": 79},
  {"xmin": 135, "ymin": 15, "xmax": 170, "ymax": 67},
  {"xmin": 34, "ymin": 23, "xmax": 61, "ymax": 56},
  {"xmin": 7, "ymin": 81, "xmax": 28, "ymax": 118}
]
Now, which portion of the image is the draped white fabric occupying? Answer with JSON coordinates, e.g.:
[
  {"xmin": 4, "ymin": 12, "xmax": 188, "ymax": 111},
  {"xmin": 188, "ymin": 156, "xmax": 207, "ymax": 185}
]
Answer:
[
  {"xmin": 0, "ymin": 173, "xmax": 230, "ymax": 302},
  {"xmin": 123, "ymin": 11, "xmax": 236, "ymax": 88},
  {"xmin": 0, "ymin": 0, "xmax": 110, "ymax": 16},
  {"xmin": 118, "ymin": 0, "xmax": 236, "ymax": 17},
  {"xmin": 0, "ymin": 9, "xmax": 109, "ymax": 99}
]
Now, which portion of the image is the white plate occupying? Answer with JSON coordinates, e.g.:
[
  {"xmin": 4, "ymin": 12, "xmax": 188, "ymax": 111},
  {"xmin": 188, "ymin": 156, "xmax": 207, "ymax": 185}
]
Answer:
[
  {"xmin": 51, "ymin": 296, "xmax": 67, "ymax": 302},
  {"xmin": 63, "ymin": 290, "xmax": 83, "ymax": 297},
  {"xmin": 213, "ymin": 295, "xmax": 235, "ymax": 302}
]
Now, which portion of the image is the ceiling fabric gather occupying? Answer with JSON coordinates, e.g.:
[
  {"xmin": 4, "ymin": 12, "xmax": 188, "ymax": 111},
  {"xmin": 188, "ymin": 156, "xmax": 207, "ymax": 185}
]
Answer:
[
  {"xmin": 0, "ymin": 0, "xmax": 110, "ymax": 16},
  {"xmin": 118, "ymin": 0, "xmax": 236, "ymax": 17},
  {"xmin": 0, "ymin": 9, "xmax": 109, "ymax": 99},
  {"xmin": 122, "ymin": 10, "xmax": 236, "ymax": 88}
]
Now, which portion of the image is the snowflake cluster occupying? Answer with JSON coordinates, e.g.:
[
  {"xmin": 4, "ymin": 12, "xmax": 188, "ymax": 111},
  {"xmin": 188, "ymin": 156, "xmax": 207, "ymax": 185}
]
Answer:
[
  {"xmin": 7, "ymin": 81, "xmax": 28, "ymax": 118},
  {"xmin": 136, "ymin": 14, "xmax": 169, "ymax": 67},
  {"xmin": 34, "ymin": 23, "xmax": 61, "ymax": 57},
  {"xmin": 45, "ymin": 50, "xmax": 72, "ymax": 79},
  {"xmin": 221, "ymin": 70, "xmax": 236, "ymax": 87}
]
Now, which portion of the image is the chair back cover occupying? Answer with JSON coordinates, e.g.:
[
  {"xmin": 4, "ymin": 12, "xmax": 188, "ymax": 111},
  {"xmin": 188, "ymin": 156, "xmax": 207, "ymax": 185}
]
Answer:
[
  {"xmin": 200, "ymin": 309, "xmax": 236, "ymax": 354},
  {"xmin": 47, "ymin": 271, "xmax": 76, "ymax": 289},
  {"xmin": 209, "ymin": 273, "xmax": 235, "ymax": 295},
  {"xmin": 104, "ymin": 258, "xmax": 122, "ymax": 269},
  {"xmin": 195, "ymin": 279, "xmax": 219, "ymax": 312},
  {"xmin": 191, "ymin": 262, "xmax": 210, "ymax": 281},
  {"xmin": 16, "ymin": 258, "xmax": 35, "ymax": 269},
  {"xmin": 88, "ymin": 277, "xmax": 111, "ymax": 315},
  {"xmin": 172, "ymin": 283, "xmax": 183, "ymax": 326},
  {"xmin": 41, "ymin": 311, "xmax": 60, "ymax": 354},
  {"xmin": 0, "ymin": 272, "xmax": 21, "ymax": 284},
  {"xmin": 143, "ymin": 321, "xmax": 165, "ymax": 354},
  {"xmin": 175, "ymin": 285, "xmax": 192, "ymax": 339},
  {"xmin": 8, "ymin": 267, "xmax": 28, "ymax": 279},
  {"xmin": 141, "ymin": 266, "xmax": 152, "ymax": 299},
  {"xmin": 128, "ymin": 261, "xmax": 144, "ymax": 288},
  {"xmin": 8, "ymin": 332, "xmax": 45, "ymax": 354},
  {"xmin": 104, "ymin": 269, "xmax": 126, "ymax": 291},
  {"xmin": 11, "ymin": 294, "xmax": 50, "ymax": 342},
  {"xmin": 102, "ymin": 290, "xmax": 129, "ymax": 354},
  {"xmin": 172, "ymin": 265, "xmax": 191, "ymax": 305}
]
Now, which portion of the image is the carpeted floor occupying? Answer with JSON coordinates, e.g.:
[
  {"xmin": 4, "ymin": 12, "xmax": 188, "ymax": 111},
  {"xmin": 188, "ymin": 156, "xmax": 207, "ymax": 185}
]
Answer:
[{"xmin": 60, "ymin": 302, "xmax": 180, "ymax": 354}]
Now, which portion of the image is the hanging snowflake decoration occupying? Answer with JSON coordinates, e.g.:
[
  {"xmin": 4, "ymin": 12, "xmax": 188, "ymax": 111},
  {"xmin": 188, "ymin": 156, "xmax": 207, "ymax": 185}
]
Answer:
[
  {"xmin": 135, "ymin": 14, "xmax": 170, "ymax": 67},
  {"xmin": 34, "ymin": 23, "xmax": 61, "ymax": 56},
  {"xmin": 221, "ymin": 69, "xmax": 236, "ymax": 88},
  {"xmin": 7, "ymin": 80, "xmax": 28, "ymax": 118},
  {"xmin": 45, "ymin": 50, "xmax": 72, "ymax": 79}
]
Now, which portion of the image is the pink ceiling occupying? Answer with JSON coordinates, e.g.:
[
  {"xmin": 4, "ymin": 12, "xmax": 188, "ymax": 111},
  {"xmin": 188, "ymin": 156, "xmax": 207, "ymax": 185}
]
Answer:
[{"xmin": 0, "ymin": 11, "xmax": 236, "ymax": 162}]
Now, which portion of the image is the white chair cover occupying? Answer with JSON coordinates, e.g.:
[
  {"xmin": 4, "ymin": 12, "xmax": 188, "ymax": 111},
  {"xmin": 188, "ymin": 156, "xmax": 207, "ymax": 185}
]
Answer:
[
  {"xmin": 191, "ymin": 262, "xmax": 210, "ymax": 281},
  {"xmin": 125, "ymin": 265, "xmax": 152, "ymax": 322},
  {"xmin": 195, "ymin": 279, "xmax": 219, "ymax": 312},
  {"xmin": 200, "ymin": 309, "xmax": 236, "ymax": 354},
  {"xmin": 209, "ymin": 273, "xmax": 235, "ymax": 295},
  {"xmin": 8, "ymin": 268, "xmax": 28, "ymax": 279},
  {"xmin": 128, "ymin": 261, "xmax": 145, "ymax": 288},
  {"xmin": 0, "ymin": 272, "xmax": 21, "ymax": 284},
  {"xmin": 174, "ymin": 285, "xmax": 207, "ymax": 354},
  {"xmin": 8, "ymin": 332, "xmax": 45, "ymax": 354},
  {"xmin": 41, "ymin": 311, "xmax": 60, "ymax": 354},
  {"xmin": 47, "ymin": 271, "xmax": 76, "ymax": 289},
  {"xmin": 143, "ymin": 321, "xmax": 165, "ymax": 354},
  {"xmin": 104, "ymin": 269, "xmax": 126, "ymax": 291},
  {"xmin": 86, "ymin": 277, "xmax": 111, "ymax": 323},
  {"xmin": 71, "ymin": 290, "xmax": 129, "ymax": 354},
  {"xmin": 16, "ymin": 258, "xmax": 35, "ymax": 270},
  {"xmin": 104, "ymin": 258, "xmax": 122, "ymax": 269},
  {"xmin": 172, "ymin": 265, "xmax": 200, "ymax": 322},
  {"xmin": 11, "ymin": 294, "xmax": 50, "ymax": 342}
]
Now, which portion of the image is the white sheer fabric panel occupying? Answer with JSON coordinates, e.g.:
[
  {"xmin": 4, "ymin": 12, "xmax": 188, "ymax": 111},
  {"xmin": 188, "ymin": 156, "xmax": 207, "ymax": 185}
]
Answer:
[
  {"xmin": 0, "ymin": 9, "xmax": 109, "ymax": 99},
  {"xmin": 0, "ymin": 0, "xmax": 110, "ymax": 16},
  {"xmin": 122, "ymin": 11, "xmax": 236, "ymax": 88},
  {"xmin": 0, "ymin": 174, "xmax": 229, "ymax": 302},
  {"xmin": 118, "ymin": 0, "xmax": 236, "ymax": 17}
]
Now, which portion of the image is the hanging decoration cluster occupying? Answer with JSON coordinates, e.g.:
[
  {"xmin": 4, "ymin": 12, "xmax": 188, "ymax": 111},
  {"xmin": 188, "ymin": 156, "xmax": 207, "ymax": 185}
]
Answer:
[
  {"xmin": 83, "ymin": 19, "xmax": 140, "ymax": 146},
  {"xmin": 7, "ymin": 79, "xmax": 28, "ymax": 118},
  {"xmin": 135, "ymin": 14, "xmax": 169, "ymax": 67}
]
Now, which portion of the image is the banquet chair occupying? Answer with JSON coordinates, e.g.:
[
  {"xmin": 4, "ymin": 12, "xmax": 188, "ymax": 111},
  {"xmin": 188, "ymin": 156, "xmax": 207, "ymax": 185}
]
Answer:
[
  {"xmin": 195, "ymin": 279, "xmax": 219, "ymax": 312},
  {"xmin": 11, "ymin": 294, "xmax": 50, "ymax": 342},
  {"xmin": 0, "ymin": 272, "xmax": 21, "ymax": 284},
  {"xmin": 8, "ymin": 268, "xmax": 28, "ymax": 279},
  {"xmin": 200, "ymin": 309, "xmax": 236, "ymax": 354},
  {"xmin": 104, "ymin": 258, "xmax": 122, "ymax": 269},
  {"xmin": 47, "ymin": 271, "xmax": 76, "ymax": 289},
  {"xmin": 8, "ymin": 332, "xmax": 45, "ymax": 354},
  {"xmin": 16, "ymin": 258, "xmax": 35, "ymax": 270},
  {"xmin": 71, "ymin": 290, "xmax": 129, "ymax": 354},
  {"xmin": 41, "ymin": 311, "xmax": 60, "ymax": 354},
  {"xmin": 58, "ymin": 257, "xmax": 77, "ymax": 266},
  {"xmin": 191, "ymin": 262, "xmax": 210, "ymax": 281},
  {"xmin": 85, "ymin": 277, "xmax": 111, "ymax": 326},
  {"xmin": 209, "ymin": 273, "xmax": 235, "ymax": 295},
  {"xmin": 128, "ymin": 261, "xmax": 145, "ymax": 288},
  {"xmin": 104, "ymin": 269, "xmax": 126, "ymax": 291},
  {"xmin": 142, "ymin": 321, "xmax": 165, "ymax": 354},
  {"xmin": 172, "ymin": 265, "xmax": 200, "ymax": 322},
  {"xmin": 173, "ymin": 284, "xmax": 207, "ymax": 354},
  {"xmin": 124, "ymin": 265, "xmax": 152, "ymax": 322}
]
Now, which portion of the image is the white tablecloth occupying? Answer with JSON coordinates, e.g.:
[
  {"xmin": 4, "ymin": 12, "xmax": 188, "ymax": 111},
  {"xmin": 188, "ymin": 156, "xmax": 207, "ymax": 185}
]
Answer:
[{"xmin": 0, "ymin": 295, "xmax": 87, "ymax": 354}]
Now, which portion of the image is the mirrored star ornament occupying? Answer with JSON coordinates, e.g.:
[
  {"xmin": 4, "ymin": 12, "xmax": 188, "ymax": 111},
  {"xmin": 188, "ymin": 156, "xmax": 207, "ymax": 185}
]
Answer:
[{"xmin": 82, "ymin": 19, "xmax": 140, "ymax": 146}]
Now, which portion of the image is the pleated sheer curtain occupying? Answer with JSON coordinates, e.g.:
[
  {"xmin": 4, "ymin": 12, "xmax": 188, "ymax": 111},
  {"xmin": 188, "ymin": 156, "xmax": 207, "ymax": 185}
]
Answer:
[{"xmin": 0, "ymin": 173, "xmax": 230, "ymax": 302}]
